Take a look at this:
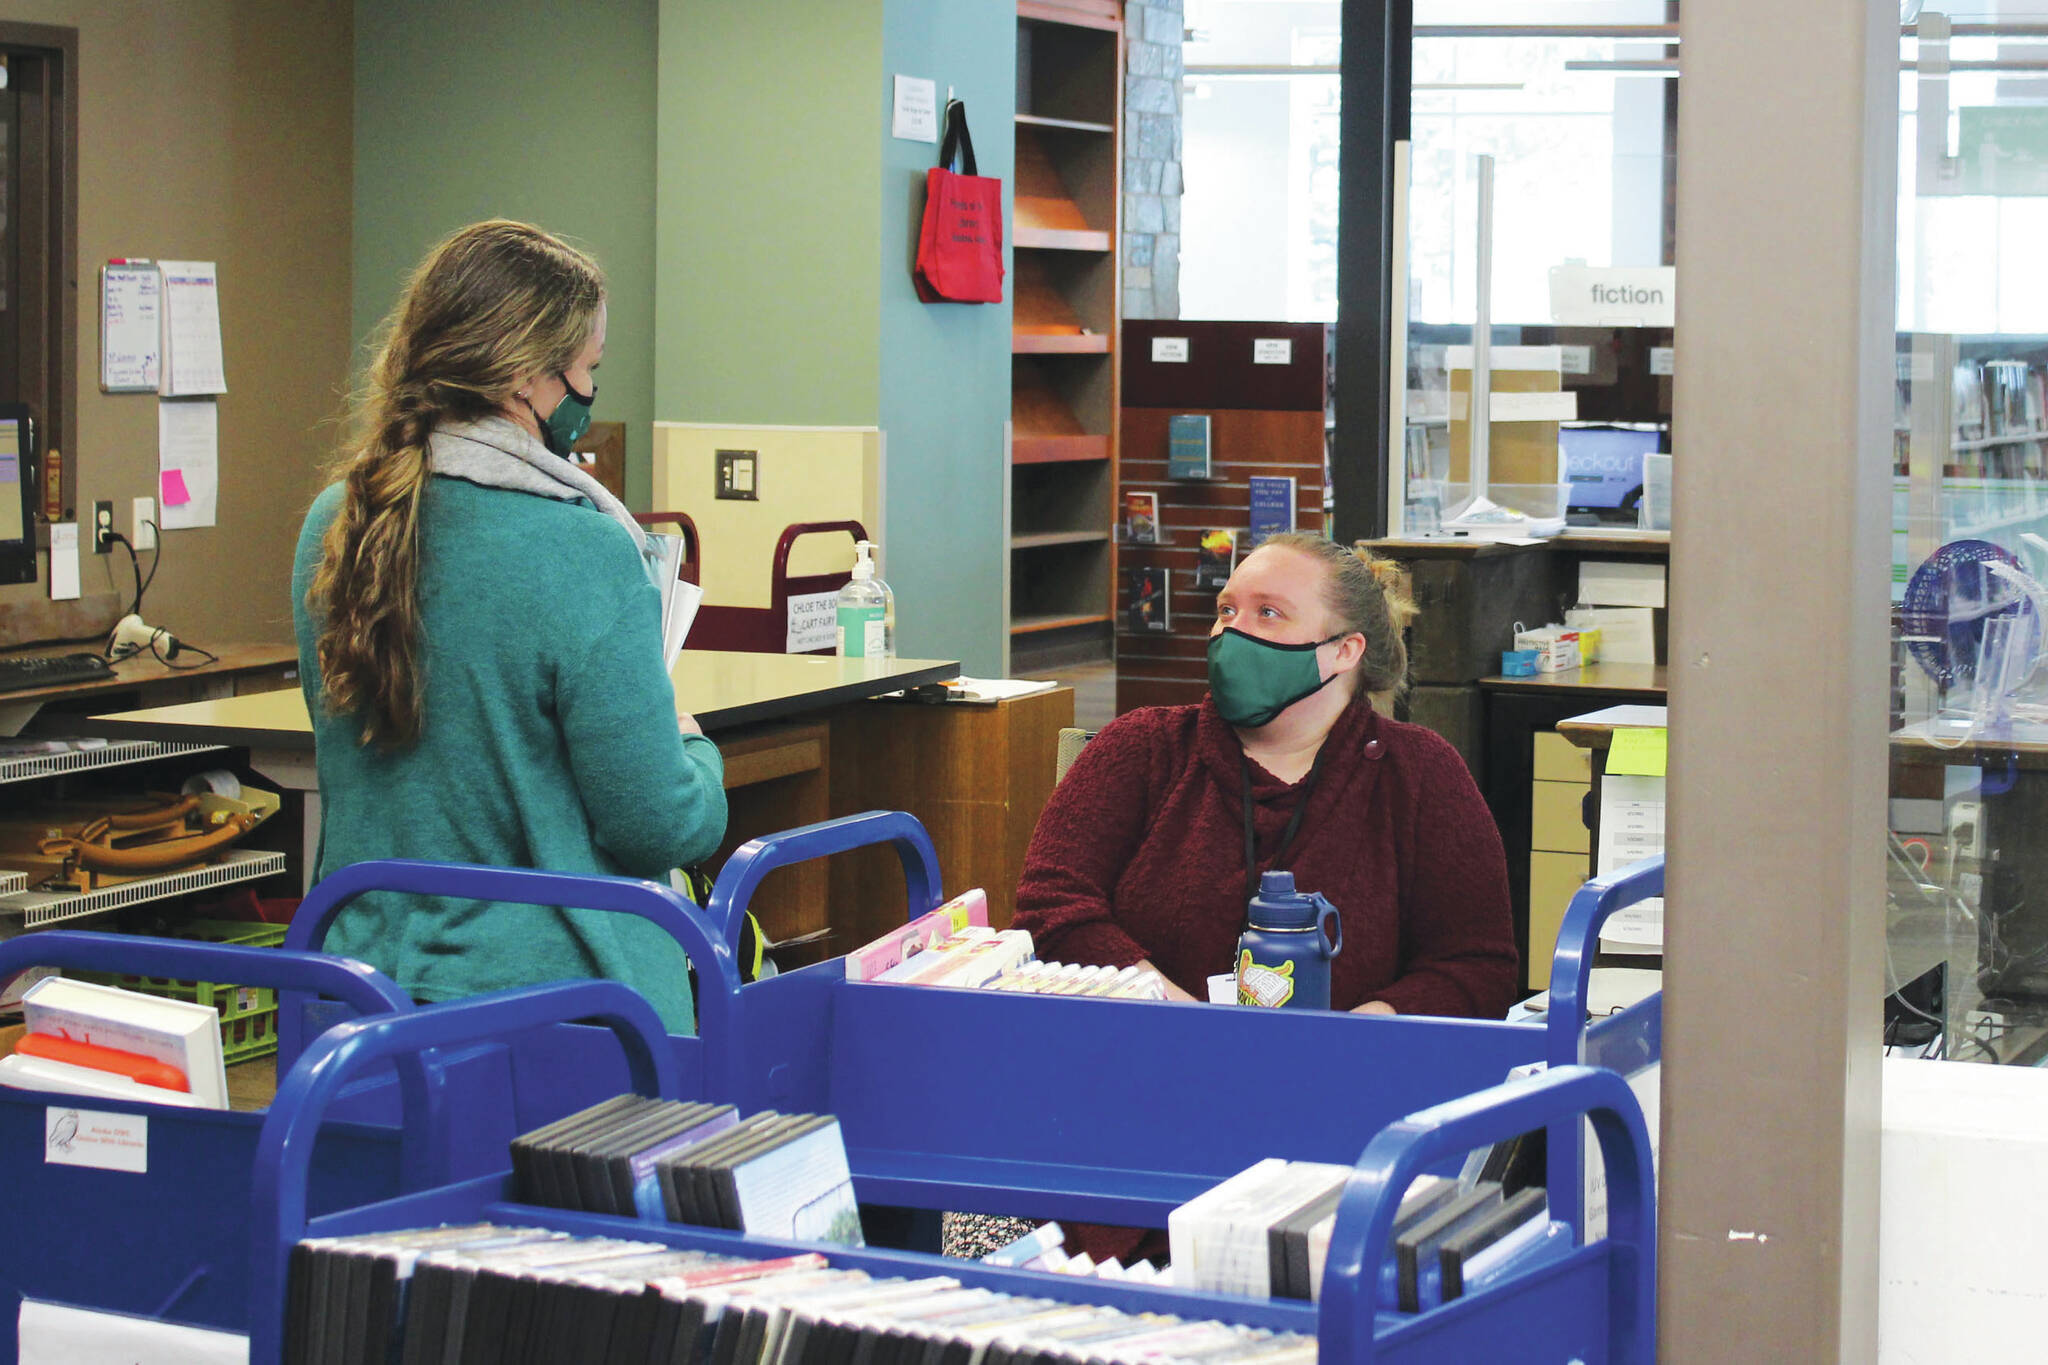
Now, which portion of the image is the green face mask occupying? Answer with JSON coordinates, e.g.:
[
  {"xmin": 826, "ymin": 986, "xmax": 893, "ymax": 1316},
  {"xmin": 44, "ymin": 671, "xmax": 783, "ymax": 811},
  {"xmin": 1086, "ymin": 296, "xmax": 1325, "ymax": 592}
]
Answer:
[
  {"xmin": 533, "ymin": 372, "xmax": 595, "ymax": 458},
  {"xmin": 1206, "ymin": 626, "xmax": 1347, "ymax": 728}
]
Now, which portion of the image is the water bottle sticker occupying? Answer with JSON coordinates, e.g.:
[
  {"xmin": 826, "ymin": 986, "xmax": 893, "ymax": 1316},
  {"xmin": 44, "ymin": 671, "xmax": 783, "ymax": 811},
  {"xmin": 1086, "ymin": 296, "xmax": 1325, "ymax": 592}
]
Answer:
[{"xmin": 1236, "ymin": 951, "xmax": 1295, "ymax": 1008}]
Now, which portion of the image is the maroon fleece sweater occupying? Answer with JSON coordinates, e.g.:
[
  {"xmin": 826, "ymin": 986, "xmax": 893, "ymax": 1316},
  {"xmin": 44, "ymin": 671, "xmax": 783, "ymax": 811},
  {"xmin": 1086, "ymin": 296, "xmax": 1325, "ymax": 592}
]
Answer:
[{"xmin": 1013, "ymin": 694, "xmax": 1518, "ymax": 1017}]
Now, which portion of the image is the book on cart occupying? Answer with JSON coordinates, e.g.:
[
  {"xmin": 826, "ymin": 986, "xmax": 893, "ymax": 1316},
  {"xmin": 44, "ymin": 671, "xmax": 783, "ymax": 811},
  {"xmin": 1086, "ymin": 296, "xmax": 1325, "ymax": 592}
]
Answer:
[
  {"xmin": 7, "ymin": 976, "xmax": 227, "ymax": 1109},
  {"xmin": 842, "ymin": 888, "xmax": 989, "ymax": 981}
]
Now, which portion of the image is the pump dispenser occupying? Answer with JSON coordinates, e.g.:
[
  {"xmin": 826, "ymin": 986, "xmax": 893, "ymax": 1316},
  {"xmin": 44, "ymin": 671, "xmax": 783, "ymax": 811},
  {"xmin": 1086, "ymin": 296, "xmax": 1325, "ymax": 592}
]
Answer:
[{"xmin": 836, "ymin": 539, "xmax": 896, "ymax": 659}]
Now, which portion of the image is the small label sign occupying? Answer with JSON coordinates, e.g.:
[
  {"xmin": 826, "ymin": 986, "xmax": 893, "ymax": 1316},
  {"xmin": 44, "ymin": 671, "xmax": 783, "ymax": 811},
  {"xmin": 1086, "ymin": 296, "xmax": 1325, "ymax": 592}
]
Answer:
[
  {"xmin": 1252, "ymin": 338, "xmax": 1293, "ymax": 365},
  {"xmin": 785, "ymin": 590, "xmax": 838, "ymax": 654},
  {"xmin": 1648, "ymin": 346, "xmax": 1674, "ymax": 377},
  {"xmin": 1151, "ymin": 337, "xmax": 1190, "ymax": 363},
  {"xmin": 1558, "ymin": 344, "xmax": 1594, "ymax": 376},
  {"xmin": 1549, "ymin": 264, "xmax": 1676, "ymax": 327},
  {"xmin": 45, "ymin": 1106, "xmax": 147, "ymax": 1173}
]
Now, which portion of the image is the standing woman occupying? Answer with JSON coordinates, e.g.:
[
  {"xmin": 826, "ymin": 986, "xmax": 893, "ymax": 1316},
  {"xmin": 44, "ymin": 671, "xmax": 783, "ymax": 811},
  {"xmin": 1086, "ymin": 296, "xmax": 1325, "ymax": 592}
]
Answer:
[{"xmin": 294, "ymin": 220, "xmax": 725, "ymax": 1031}]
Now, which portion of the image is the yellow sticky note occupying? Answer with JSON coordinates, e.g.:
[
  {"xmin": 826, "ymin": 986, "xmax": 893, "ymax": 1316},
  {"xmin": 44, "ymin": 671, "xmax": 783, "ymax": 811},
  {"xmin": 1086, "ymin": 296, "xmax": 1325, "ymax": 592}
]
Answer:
[{"xmin": 1606, "ymin": 727, "xmax": 1667, "ymax": 778}]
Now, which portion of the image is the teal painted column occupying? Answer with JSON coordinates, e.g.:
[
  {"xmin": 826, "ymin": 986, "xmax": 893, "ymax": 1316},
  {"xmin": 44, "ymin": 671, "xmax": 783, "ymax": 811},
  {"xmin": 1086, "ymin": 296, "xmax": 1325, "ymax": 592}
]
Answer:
[
  {"xmin": 877, "ymin": 0, "xmax": 1014, "ymax": 675},
  {"xmin": 353, "ymin": 0, "xmax": 660, "ymax": 505}
]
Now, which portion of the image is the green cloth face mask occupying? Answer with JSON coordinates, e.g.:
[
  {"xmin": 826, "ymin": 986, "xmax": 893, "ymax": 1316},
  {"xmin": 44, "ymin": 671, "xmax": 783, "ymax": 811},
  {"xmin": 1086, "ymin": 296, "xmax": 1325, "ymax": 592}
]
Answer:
[
  {"xmin": 532, "ymin": 372, "xmax": 595, "ymax": 457},
  {"xmin": 1206, "ymin": 626, "xmax": 1346, "ymax": 728}
]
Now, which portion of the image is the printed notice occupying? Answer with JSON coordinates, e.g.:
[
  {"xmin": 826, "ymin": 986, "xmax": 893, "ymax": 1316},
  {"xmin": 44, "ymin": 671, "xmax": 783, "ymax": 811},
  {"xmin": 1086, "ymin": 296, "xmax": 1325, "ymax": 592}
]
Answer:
[
  {"xmin": 785, "ymin": 590, "xmax": 838, "ymax": 654},
  {"xmin": 46, "ymin": 523, "xmax": 78, "ymax": 601},
  {"xmin": 158, "ymin": 260, "xmax": 227, "ymax": 396},
  {"xmin": 1151, "ymin": 336, "xmax": 1190, "ymax": 363},
  {"xmin": 1252, "ymin": 338, "xmax": 1293, "ymax": 365},
  {"xmin": 891, "ymin": 75, "xmax": 939, "ymax": 143},
  {"xmin": 1595, "ymin": 773, "xmax": 1666, "ymax": 954},
  {"xmin": 45, "ymin": 1106, "xmax": 148, "ymax": 1173},
  {"xmin": 159, "ymin": 398, "xmax": 219, "ymax": 530},
  {"xmin": 100, "ymin": 264, "xmax": 162, "ymax": 392}
]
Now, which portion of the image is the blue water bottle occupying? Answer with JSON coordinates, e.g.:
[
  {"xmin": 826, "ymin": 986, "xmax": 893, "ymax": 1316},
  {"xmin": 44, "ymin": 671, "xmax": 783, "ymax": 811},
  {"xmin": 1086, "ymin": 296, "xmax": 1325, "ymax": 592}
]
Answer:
[{"xmin": 1236, "ymin": 871, "xmax": 1343, "ymax": 1010}]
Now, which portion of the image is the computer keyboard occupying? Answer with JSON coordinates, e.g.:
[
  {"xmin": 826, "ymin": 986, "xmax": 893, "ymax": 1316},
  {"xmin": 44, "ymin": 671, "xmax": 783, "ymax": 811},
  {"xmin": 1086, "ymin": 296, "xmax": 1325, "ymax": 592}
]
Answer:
[{"xmin": 0, "ymin": 652, "xmax": 115, "ymax": 693}]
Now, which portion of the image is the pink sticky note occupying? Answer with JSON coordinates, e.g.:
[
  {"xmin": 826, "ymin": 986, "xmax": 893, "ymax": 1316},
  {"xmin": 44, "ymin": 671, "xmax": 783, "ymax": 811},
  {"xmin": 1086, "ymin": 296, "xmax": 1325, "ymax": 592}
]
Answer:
[{"xmin": 160, "ymin": 470, "xmax": 191, "ymax": 506}]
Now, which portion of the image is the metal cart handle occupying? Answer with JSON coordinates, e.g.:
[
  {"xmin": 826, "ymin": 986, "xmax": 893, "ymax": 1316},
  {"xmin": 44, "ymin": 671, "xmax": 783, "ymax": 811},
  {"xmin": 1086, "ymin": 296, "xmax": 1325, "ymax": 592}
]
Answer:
[
  {"xmin": 1317, "ymin": 1064, "xmax": 1656, "ymax": 1365},
  {"xmin": 280, "ymin": 860, "xmax": 742, "ymax": 1068},
  {"xmin": 248, "ymin": 978, "xmax": 675, "ymax": 1365},
  {"xmin": 1545, "ymin": 853, "xmax": 1664, "ymax": 1071},
  {"xmin": 704, "ymin": 809, "xmax": 942, "ymax": 949},
  {"xmin": 770, "ymin": 519, "xmax": 869, "ymax": 600}
]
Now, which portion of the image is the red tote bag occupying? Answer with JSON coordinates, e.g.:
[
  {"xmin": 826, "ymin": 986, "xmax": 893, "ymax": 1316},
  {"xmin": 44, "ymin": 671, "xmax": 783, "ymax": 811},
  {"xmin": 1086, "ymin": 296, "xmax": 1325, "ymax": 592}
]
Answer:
[{"xmin": 914, "ymin": 100, "xmax": 1005, "ymax": 304}]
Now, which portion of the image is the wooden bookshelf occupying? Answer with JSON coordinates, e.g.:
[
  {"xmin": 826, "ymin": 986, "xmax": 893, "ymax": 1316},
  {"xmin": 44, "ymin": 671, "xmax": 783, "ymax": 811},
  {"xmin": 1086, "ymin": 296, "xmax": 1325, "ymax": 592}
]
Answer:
[{"xmin": 1010, "ymin": 0, "xmax": 1123, "ymax": 668}]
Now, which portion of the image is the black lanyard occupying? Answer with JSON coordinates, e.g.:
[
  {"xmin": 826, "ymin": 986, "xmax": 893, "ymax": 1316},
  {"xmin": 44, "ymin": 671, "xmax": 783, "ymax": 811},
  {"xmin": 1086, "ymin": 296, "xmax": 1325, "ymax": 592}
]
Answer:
[{"xmin": 1241, "ymin": 744, "xmax": 1331, "ymax": 905}]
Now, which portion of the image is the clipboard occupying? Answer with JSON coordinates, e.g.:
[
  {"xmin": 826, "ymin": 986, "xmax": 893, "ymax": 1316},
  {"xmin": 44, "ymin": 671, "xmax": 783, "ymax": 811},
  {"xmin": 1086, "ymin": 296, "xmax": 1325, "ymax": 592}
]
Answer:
[{"xmin": 99, "ymin": 260, "xmax": 163, "ymax": 393}]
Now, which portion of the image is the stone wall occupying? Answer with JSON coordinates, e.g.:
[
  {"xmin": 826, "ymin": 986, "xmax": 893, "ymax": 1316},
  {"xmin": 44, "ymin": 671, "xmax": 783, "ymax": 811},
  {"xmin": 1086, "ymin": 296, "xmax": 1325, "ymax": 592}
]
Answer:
[{"xmin": 1123, "ymin": 0, "xmax": 1183, "ymax": 319}]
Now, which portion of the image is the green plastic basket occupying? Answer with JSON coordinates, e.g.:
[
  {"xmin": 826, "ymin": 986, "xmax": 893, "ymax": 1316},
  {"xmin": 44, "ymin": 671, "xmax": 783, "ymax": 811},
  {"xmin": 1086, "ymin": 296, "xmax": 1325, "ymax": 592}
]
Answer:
[{"xmin": 75, "ymin": 918, "xmax": 287, "ymax": 1064}]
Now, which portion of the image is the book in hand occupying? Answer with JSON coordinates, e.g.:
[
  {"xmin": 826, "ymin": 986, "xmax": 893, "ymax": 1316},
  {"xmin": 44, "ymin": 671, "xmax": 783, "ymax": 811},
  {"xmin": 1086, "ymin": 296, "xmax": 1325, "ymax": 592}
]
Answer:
[
  {"xmin": 13, "ymin": 975, "xmax": 227, "ymax": 1109},
  {"xmin": 1168, "ymin": 413, "xmax": 1213, "ymax": 479},
  {"xmin": 843, "ymin": 887, "xmax": 990, "ymax": 981},
  {"xmin": 289, "ymin": 1223, "xmax": 1319, "ymax": 1365},
  {"xmin": 1193, "ymin": 527, "xmax": 1239, "ymax": 590},
  {"xmin": 1123, "ymin": 490, "xmax": 1160, "ymax": 544},
  {"xmin": 645, "ymin": 530, "xmax": 701, "ymax": 669},
  {"xmin": 1124, "ymin": 564, "xmax": 1171, "ymax": 633},
  {"xmin": 1247, "ymin": 475, "xmax": 1297, "ymax": 550}
]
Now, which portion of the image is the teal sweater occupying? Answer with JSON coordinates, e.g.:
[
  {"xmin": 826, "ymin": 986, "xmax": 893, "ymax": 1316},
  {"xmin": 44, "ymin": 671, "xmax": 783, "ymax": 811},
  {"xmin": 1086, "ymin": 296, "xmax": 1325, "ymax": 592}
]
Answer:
[{"xmin": 292, "ymin": 477, "xmax": 726, "ymax": 1031}]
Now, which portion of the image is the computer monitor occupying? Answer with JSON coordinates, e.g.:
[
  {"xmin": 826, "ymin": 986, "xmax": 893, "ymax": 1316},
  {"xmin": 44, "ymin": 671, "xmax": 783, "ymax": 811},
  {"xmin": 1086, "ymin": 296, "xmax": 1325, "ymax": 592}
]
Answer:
[
  {"xmin": 1560, "ymin": 425, "xmax": 1664, "ymax": 515},
  {"xmin": 0, "ymin": 406, "xmax": 36, "ymax": 586}
]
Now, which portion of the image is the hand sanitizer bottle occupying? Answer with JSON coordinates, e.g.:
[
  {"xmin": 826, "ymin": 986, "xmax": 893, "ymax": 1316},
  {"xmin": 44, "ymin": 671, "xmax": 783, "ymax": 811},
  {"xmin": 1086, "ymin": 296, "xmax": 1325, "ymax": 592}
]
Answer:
[{"xmin": 836, "ymin": 540, "xmax": 896, "ymax": 659}]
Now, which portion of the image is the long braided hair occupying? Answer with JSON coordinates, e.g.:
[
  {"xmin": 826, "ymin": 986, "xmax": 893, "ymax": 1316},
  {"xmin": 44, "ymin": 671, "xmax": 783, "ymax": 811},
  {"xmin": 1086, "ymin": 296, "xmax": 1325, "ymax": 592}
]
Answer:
[{"xmin": 307, "ymin": 220, "xmax": 605, "ymax": 747}]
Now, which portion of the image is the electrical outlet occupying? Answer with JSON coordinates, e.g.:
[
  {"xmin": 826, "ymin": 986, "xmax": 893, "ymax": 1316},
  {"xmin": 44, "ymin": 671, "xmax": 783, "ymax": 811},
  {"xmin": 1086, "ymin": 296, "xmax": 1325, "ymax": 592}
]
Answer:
[
  {"xmin": 132, "ymin": 498, "xmax": 156, "ymax": 551},
  {"xmin": 92, "ymin": 500, "xmax": 114, "ymax": 554}
]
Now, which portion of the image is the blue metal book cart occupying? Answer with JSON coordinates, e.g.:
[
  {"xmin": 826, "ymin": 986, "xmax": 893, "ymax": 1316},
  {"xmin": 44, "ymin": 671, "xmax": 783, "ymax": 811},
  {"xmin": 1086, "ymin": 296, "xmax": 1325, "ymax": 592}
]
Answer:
[{"xmin": 1, "ymin": 813, "xmax": 1665, "ymax": 1361}]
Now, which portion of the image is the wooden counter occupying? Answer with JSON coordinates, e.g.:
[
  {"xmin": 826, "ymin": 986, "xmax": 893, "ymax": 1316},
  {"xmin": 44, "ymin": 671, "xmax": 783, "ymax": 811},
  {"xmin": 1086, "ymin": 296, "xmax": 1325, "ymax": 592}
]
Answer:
[{"xmin": 71, "ymin": 651, "xmax": 961, "ymax": 747}]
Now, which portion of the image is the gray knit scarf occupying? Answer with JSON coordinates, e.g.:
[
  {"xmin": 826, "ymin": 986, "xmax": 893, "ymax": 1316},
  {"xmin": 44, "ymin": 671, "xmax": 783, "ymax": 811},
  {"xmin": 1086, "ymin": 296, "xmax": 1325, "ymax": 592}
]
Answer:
[{"xmin": 426, "ymin": 415, "xmax": 658, "ymax": 580}]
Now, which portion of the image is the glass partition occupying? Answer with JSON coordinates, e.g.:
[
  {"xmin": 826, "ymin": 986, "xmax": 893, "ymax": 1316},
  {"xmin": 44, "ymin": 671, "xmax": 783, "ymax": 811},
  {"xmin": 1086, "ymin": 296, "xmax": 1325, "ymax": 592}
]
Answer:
[{"xmin": 1888, "ymin": 9, "xmax": 2048, "ymax": 1062}]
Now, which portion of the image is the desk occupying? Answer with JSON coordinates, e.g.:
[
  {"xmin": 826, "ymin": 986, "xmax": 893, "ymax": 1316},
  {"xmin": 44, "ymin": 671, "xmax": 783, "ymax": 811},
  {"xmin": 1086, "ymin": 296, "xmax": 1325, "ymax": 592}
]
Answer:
[
  {"xmin": 64, "ymin": 652, "xmax": 1026, "ymax": 959},
  {"xmin": 0, "ymin": 642, "xmax": 298, "ymax": 735}
]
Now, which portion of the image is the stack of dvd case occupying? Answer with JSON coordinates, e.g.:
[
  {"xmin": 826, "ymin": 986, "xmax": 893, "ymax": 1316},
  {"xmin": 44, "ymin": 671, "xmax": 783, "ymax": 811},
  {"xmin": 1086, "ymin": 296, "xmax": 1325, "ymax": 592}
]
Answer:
[
  {"xmin": 1168, "ymin": 1161, "xmax": 1569, "ymax": 1310},
  {"xmin": 285, "ymin": 1225, "xmax": 1322, "ymax": 1364},
  {"xmin": 512, "ymin": 1097, "xmax": 866, "ymax": 1248}
]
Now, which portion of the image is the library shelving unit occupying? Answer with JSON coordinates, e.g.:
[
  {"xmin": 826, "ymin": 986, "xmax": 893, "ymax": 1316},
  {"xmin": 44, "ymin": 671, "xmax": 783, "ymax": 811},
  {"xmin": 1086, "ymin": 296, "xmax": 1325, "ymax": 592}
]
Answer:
[{"xmin": 1010, "ymin": 0, "xmax": 1123, "ymax": 668}]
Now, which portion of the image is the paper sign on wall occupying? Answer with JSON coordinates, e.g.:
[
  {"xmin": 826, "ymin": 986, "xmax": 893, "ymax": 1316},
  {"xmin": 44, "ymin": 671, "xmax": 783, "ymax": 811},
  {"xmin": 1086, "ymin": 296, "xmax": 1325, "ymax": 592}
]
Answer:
[
  {"xmin": 785, "ymin": 590, "xmax": 838, "ymax": 654},
  {"xmin": 891, "ymin": 75, "xmax": 938, "ymax": 143},
  {"xmin": 46, "ymin": 523, "xmax": 78, "ymax": 601},
  {"xmin": 157, "ymin": 260, "xmax": 227, "ymax": 396},
  {"xmin": 1252, "ymin": 338, "xmax": 1292, "ymax": 365},
  {"xmin": 158, "ymin": 399, "xmax": 218, "ymax": 530},
  {"xmin": 1151, "ymin": 337, "xmax": 1189, "ymax": 363},
  {"xmin": 44, "ymin": 1106, "xmax": 147, "ymax": 1173}
]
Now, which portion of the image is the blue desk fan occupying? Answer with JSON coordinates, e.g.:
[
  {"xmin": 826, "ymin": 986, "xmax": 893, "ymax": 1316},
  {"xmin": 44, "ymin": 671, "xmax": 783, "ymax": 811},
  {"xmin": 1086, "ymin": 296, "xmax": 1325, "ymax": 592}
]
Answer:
[{"xmin": 1901, "ymin": 539, "xmax": 2038, "ymax": 688}]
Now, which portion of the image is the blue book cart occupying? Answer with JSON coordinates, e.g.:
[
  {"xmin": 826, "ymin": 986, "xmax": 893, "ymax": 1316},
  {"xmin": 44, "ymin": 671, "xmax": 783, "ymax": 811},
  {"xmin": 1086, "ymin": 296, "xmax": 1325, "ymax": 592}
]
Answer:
[{"xmin": 1, "ymin": 813, "xmax": 1664, "ymax": 1361}]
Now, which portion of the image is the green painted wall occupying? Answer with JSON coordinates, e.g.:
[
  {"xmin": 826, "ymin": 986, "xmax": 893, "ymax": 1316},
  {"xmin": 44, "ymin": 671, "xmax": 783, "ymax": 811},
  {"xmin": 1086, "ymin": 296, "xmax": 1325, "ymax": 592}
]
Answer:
[
  {"xmin": 655, "ymin": 0, "xmax": 884, "ymax": 426},
  {"xmin": 353, "ymin": 0, "xmax": 660, "ymax": 506},
  {"xmin": 877, "ymin": 0, "xmax": 1015, "ymax": 674}
]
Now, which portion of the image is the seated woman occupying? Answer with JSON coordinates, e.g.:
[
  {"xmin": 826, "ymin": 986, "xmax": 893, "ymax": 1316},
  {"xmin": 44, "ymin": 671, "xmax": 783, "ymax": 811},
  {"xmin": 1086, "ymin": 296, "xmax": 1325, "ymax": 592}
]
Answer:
[
  {"xmin": 1013, "ymin": 532, "xmax": 1518, "ymax": 1018},
  {"xmin": 292, "ymin": 220, "xmax": 727, "ymax": 1032}
]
